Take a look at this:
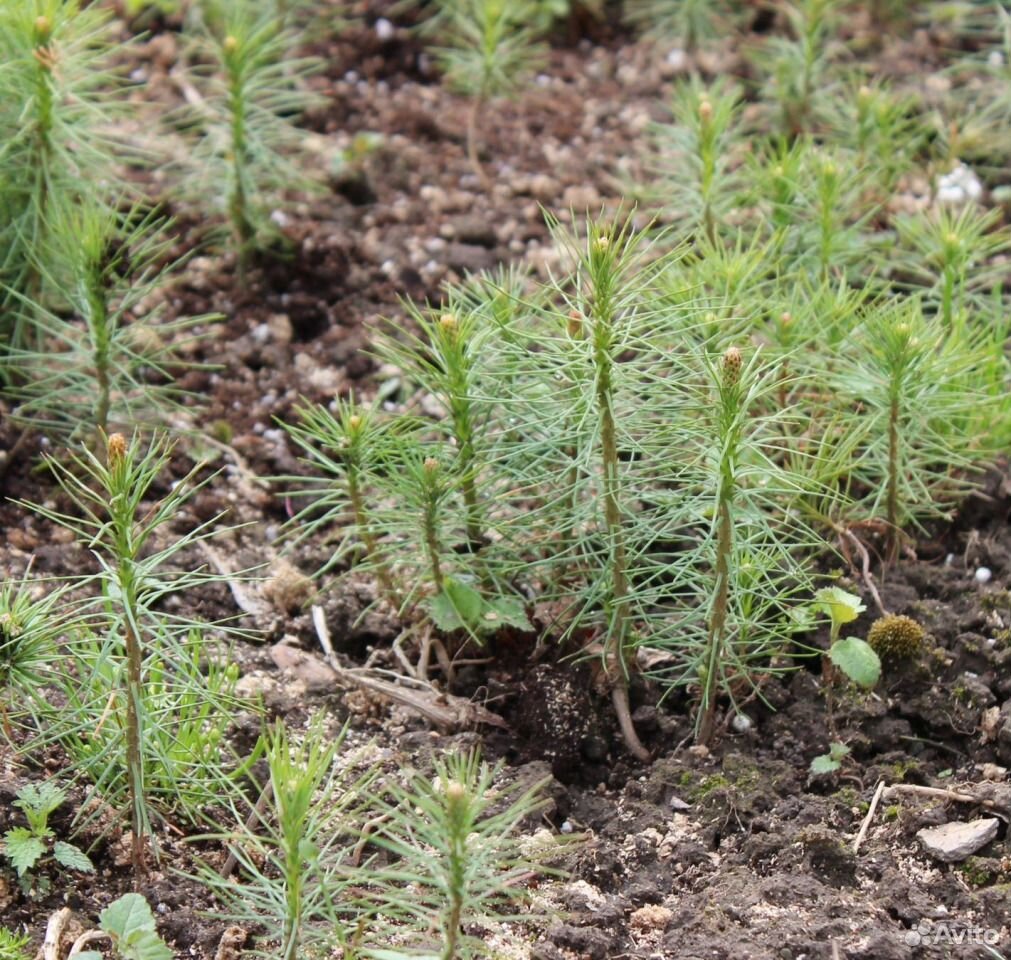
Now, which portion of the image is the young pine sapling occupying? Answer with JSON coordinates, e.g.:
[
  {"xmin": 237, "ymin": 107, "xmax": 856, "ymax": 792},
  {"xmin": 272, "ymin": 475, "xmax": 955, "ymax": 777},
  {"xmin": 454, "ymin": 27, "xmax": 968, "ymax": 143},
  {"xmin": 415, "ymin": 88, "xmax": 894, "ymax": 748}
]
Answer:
[{"xmin": 25, "ymin": 433, "xmax": 237, "ymax": 875}]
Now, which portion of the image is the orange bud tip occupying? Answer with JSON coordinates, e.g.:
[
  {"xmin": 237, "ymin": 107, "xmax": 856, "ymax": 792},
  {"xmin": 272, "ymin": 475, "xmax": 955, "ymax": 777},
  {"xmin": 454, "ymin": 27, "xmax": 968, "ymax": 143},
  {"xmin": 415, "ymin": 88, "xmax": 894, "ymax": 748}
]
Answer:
[{"xmin": 107, "ymin": 434, "xmax": 128, "ymax": 466}]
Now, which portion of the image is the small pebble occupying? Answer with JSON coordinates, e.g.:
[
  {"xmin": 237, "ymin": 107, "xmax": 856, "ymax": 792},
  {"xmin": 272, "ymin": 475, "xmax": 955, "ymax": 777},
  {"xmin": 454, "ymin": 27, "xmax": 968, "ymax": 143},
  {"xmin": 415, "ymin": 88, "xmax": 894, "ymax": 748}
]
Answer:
[
  {"xmin": 666, "ymin": 48, "xmax": 688, "ymax": 71},
  {"xmin": 944, "ymin": 553, "xmax": 955, "ymax": 566},
  {"xmin": 560, "ymin": 821, "xmax": 574, "ymax": 834},
  {"xmin": 989, "ymin": 50, "xmax": 1005, "ymax": 67},
  {"xmin": 374, "ymin": 17, "xmax": 394, "ymax": 41},
  {"xmin": 731, "ymin": 713, "xmax": 753, "ymax": 733},
  {"xmin": 975, "ymin": 566, "xmax": 993, "ymax": 584}
]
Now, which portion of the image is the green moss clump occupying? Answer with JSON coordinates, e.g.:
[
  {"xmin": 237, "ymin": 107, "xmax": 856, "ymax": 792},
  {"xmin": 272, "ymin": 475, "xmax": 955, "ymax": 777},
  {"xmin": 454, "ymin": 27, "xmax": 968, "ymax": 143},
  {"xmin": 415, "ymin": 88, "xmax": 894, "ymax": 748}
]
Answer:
[{"xmin": 868, "ymin": 614, "xmax": 925, "ymax": 660}]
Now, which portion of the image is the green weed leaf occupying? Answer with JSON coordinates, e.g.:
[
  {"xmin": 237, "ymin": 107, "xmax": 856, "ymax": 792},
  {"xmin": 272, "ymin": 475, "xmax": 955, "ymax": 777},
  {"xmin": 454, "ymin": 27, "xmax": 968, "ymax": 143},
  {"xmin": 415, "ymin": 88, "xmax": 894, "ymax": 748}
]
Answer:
[
  {"xmin": 119, "ymin": 930, "xmax": 174, "ymax": 960},
  {"xmin": 810, "ymin": 742, "xmax": 850, "ymax": 775},
  {"xmin": 814, "ymin": 587, "xmax": 865, "ymax": 627},
  {"xmin": 481, "ymin": 595, "xmax": 532, "ymax": 632},
  {"xmin": 3, "ymin": 829, "xmax": 46, "ymax": 877},
  {"xmin": 428, "ymin": 578, "xmax": 484, "ymax": 631},
  {"xmin": 99, "ymin": 893, "xmax": 173, "ymax": 960},
  {"xmin": 829, "ymin": 637, "xmax": 881, "ymax": 689},
  {"xmin": 52, "ymin": 842, "xmax": 94, "ymax": 873}
]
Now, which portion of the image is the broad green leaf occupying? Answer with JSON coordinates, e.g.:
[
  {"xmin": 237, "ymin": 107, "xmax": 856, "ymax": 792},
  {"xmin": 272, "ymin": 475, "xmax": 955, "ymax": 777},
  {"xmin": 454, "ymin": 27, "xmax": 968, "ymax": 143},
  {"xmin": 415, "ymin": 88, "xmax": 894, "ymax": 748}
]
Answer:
[
  {"xmin": 829, "ymin": 636, "xmax": 881, "ymax": 689},
  {"xmin": 828, "ymin": 742, "xmax": 851, "ymax": 762},
  {"xmin": 100, "ymin": 893, "xmax": 159, "ymax": 940},
  {"xmin": 814, "ymin": 587, "xmax": 865, "ymax": 627},
  {"xmin": 119, "ymin": 929, "xmax": 173, "ymax": 960},
  {"xmin": 444, "ymin": 579, "xmax": 483, "ymax": 624},
  {"xmin": 428, "ymin": 591, "xmax": 463, "ymax": 632},
  {"xmin": 427, "ymin": 578, "xmax": 483, "ymax": 631},
  {"xmin": 480, "ymin": 595, "xmax": 532, "ymax": 632},
  {"xmin": 810, "ymin": 753, "xmax": 842, "ymax": 775},
  {"xmin": 53, "ymin": 841, "xmax": 94, "ymax": 873},
  {"xmin": 3, "ymin": 828, "xmax": 46, "ymax": 877}
]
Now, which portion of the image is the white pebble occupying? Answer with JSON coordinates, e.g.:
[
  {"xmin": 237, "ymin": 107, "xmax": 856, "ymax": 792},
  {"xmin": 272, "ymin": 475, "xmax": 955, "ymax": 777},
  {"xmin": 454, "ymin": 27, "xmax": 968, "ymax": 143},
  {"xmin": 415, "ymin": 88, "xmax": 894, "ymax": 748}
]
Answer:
[
  {"xmin": 666, "ymin": 48, "xmax": 688, "ymax": 71},
  {"xmin": 560, "ymin": 821, "xmax": 573, "ymax": 835},
  {"xmin": 975, "ymin": 567, "xmax": 993, "ymax": 584},
  {"xmin": 989, "ymin": 50, "xmax": 1005, "ymax": 68},
  {"xmin": 374, "ymin": 18, "xmax": 394, "ymax": 41},
  {"xmin": 936, "ymin": 163, "xmax": 983, "ymax": 206},
  {"xmin": 731, "ymin": 713, "xmax": 753, "ymax": 733},
  {"xmin": 944, "ymin": 553, "xmax": 955, "ymax": 566}
]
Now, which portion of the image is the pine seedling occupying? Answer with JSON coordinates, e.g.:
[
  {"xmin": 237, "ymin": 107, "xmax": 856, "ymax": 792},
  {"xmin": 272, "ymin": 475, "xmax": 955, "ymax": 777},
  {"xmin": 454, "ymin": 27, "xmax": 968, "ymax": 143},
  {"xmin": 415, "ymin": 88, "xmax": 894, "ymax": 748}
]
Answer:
[
  {"xmin": 661, "ymin": 346, "xmax": 817, "ymax": 745},
  {"xmin": 568, "ymin": 219, "xmax": 655, "ymax": 761},
  {"xmin": 645, "ymin": 79, "xmax": 745, "ymax": 243},
  {"xmin": 744, "ymin": 137, "xmax": 810, "ymax": 234},
  {"xmin": 0, "ymin": 929, "xmax": 31, "ymax": 960},
  {"xmin": 828, "ymin": 303, "xmax": 998, "ymax": 559},
  {"xmin": 373, "ymin": 749, "xmax": 559, "ymax": 960},
  {"xmin": 283, "ymin": 395, "xmax": 400, "ymax": 596},
  {"xmin": 60, "ymin": 628, "xmax": 254, "ymax": 826},
  {"xmin": 624, "ymin": 0, "xmax": 734, "ymax": 52},
  {"xmin": 6, "ymin": 199, "xmax": 217, "ymax": 444},
  {"xmin": 195, "ymin": 716, "xmax": 377, "ymax": 960},
  {"xmin": 0, "ymin": 575, "xmax": 63, "ymax": 730},
  {"xmin": 24, "ymin": 433, "xmax": 238, "ymax": 875},
  {"xmin": 893, "ymin": 205, "xmax": 1008, "ymax": 331},
  {"xmin": 791, "ymin": 147, "xmax": 875, "ymax": 283},
  {"xmin": 529, "ymin": 213, "xmax": 689, "ymax": 761},
  {"xmin": 827, "ymin": 80, "xmax": 925, "ymax": 196},
  {"xmin": 748, "ymin": 0, "xmax": 843, "ymax": 136},
  {"xmin": 655, "ymin": 229, "xmax": 783, "ymax": 343},
  {"xmin": 376, "ymin": 299, "xmax": 493, "ymax": 547},
  {"xmin": 0, "ymin": 0, "xmax": 131, "ymax": 353},
  {"xmin": 182, "ymin": 0, "xmax": 323, "ymax": 272},
  {"xmin": 473, "ymin": 212, "xmax": 691, "ymax": 757},
  {"xmin": 428, "ymin": 0, "xmax": 546, "ymax": 185}
]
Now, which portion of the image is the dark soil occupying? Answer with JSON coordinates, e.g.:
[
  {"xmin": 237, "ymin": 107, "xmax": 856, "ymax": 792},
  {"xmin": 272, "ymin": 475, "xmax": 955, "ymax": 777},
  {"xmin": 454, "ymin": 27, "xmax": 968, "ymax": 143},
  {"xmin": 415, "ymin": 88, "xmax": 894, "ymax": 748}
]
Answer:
[{"xmin": 1, "ymin": 3, "xmax": 1010, "ymax": 958}]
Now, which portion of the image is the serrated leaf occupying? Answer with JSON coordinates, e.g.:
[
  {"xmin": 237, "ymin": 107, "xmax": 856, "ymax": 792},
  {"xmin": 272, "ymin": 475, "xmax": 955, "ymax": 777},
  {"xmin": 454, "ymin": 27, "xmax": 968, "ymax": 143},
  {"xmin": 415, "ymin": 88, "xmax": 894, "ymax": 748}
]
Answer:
[
  {"xmin": 427, "ymin": 591, "xmax": 463, "ymax": 632},
  {"xmin": 829, "ymin": 636, "xmax": 881, "ymax": 689},
  {"xmin": 481, "ymin": 595, "xmax": 531, "ymax": 632},
  {"xmin": 828, "ymin": 742, "xmax": 851, "ymax": 762},
  {"xmin": 810, "ymin": 753, "xmax": 842, "ymax": 775},
  {"xmin": 53, "ymin": 841, "xmax": 94, "ymax": 873},
  {"xmin": 3, "ymin": 828, "xmax": 46, "ymax": 877},
  {"xmin": 100, "ymin": 893, "xmax": 158, "ymax": 941}
]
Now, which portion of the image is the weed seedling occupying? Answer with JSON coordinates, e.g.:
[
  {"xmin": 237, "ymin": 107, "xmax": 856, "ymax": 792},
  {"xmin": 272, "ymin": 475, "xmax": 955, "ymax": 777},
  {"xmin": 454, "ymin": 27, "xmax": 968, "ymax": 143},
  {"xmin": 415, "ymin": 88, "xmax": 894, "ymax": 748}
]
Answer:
[
  {"xmin": 810, "ymin": 740, "xmax": 850, "ymax": 776},
  {"xmin": 2, "ymin": 781, "xmax": 93, "ymax": 897},
  {"xmin": 73, "ymin": 893, "xmax": 172, "ymax": 960},
  {"xmin": 813, "ymin": 586, "xmax": 879, "ymax": 690}
]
